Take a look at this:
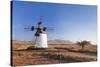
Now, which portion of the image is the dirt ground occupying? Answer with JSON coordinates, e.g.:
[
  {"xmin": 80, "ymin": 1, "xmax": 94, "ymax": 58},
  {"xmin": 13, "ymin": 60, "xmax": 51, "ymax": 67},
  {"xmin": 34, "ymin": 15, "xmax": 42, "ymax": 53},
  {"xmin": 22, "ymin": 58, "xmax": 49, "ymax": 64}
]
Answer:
[{"xmin": 11, "ymin": 40, "xmax": 97, "ymax": 66}]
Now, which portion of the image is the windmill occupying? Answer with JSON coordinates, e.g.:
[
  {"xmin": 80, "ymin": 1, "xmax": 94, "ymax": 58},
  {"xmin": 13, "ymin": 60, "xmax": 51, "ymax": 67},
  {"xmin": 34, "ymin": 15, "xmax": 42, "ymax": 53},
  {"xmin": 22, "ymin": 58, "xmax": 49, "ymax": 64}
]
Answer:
[{"xmin": 24, "ymin": 16, "xmax": 53, "ymax": 48}]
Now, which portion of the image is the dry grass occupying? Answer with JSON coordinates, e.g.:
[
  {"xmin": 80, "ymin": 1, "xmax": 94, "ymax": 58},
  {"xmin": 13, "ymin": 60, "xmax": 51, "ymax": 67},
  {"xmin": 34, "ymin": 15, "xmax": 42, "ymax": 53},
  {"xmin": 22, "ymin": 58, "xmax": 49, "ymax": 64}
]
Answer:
[{"xmin": 11, "ymin": 40, "xmax": 97, "ymax": 66}]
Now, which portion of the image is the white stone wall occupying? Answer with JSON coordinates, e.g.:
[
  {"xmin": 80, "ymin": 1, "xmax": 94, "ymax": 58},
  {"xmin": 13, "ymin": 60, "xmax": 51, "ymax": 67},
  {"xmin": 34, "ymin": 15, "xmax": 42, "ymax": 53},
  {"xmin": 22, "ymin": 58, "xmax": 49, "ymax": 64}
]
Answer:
[{"xmin": 35, "ymin": 33, "xmax": 48, "ymax": 48}]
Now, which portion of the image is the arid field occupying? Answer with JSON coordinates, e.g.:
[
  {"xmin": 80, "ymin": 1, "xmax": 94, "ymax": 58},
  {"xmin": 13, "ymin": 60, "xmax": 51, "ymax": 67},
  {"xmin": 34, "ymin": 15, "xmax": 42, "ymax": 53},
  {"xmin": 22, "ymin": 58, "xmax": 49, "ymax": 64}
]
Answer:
[{"xmin": 11, "ymin": 40, "xmax": 97, "ymax": 66}]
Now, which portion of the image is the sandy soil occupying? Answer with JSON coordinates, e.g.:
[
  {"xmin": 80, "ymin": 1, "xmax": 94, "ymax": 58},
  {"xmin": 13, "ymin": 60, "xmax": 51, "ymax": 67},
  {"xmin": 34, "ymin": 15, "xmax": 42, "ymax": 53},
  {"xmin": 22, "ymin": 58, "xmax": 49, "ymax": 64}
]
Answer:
[{"xmin": 11, "ymin": 40, "xmax": 97, "ymax": 66}]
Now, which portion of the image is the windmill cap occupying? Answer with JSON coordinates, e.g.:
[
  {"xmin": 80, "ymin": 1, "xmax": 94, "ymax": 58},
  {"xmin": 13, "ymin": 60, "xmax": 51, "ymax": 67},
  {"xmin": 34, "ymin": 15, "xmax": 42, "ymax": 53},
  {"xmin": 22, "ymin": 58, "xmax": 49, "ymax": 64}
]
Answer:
[{"xmin": 38, "ymin": 21, "xmax": 42, "ymax": 25}]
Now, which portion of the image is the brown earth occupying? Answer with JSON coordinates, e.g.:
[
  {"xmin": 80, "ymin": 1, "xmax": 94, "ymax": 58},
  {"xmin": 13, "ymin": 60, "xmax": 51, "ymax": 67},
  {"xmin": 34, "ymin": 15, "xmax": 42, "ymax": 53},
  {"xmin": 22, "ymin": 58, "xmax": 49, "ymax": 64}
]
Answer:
[{"xmin": 11, "ymin": 40, "xmax": 97, "ymax": 66}]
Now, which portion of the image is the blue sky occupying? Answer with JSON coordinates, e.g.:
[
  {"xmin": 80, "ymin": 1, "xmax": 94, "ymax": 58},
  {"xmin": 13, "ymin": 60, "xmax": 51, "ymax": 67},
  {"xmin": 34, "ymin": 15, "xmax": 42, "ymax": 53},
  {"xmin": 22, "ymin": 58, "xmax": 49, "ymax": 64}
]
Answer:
[{"xmin": 12, "ymin": 1, "xmax": 97, "ymax": 43}]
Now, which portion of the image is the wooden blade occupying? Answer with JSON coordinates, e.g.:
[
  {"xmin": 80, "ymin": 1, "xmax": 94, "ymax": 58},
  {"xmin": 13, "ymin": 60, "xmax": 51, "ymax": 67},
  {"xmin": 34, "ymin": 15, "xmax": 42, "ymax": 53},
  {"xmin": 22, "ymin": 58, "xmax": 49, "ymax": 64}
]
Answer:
[{"xmin": 46, "ymin": 27, "xmax": 54, "ymax": 31}]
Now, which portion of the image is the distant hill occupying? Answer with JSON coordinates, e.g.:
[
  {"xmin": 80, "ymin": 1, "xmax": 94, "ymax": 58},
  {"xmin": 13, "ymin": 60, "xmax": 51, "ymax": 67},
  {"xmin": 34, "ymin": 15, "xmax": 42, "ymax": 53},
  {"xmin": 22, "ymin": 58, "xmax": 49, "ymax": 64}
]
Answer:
[
  {"xmin": 48, "ymin": 39, "xmax": 74, "ymax": 44},
  {"xmin": 12, "ymin": 40, "xmax": 96, "ymax": 45},
  {"xmin": 12, "ymin": 39, "xmax": 74, "ymax": 45}
]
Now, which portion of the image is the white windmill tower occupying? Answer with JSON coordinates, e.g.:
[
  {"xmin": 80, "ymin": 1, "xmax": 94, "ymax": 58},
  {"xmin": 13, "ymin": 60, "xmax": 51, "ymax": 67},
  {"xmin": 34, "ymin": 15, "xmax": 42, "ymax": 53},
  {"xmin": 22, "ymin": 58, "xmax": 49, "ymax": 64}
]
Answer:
[
  {"xmin": 34, "ymin": 17, "xmax": 48, "ymax": 48},
  {"xmin": 25, "ymin": 16, "xmax": 51, "ymax": 48}
]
